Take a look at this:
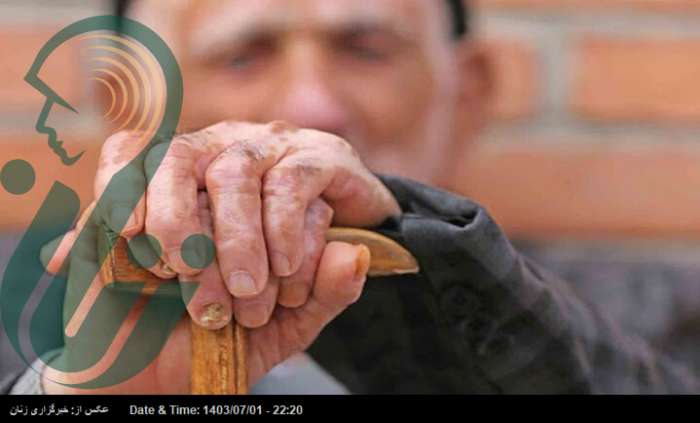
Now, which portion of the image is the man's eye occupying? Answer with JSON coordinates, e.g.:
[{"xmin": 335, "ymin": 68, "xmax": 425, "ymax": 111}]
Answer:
[
  {"xmin": 230, "ymin": 54, "xmax": 256, "ymax": 70},
  {"xmin": 340, "ymin": 32, "xmax": 396, "ymax": 62},
  {"xmin": 227, "ymin": 39, "xmax": 274, "ymax": 71},
  {"xmin": 345, "ymin": 43, "xmax": 390, "ymax": 61}
]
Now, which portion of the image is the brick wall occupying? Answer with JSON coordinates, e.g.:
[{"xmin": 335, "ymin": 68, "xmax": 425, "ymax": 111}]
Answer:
[
  {"xmin": 459, "ymin": 0, "xmax": 700, "ymax": 238},
  {"xmin": 3, "ymin": 1, "xmax": 700, "ymax": 239}
]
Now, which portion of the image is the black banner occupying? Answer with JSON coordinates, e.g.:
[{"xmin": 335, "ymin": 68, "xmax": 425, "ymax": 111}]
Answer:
[{"xmin": 1, "ymin": 394, "xmax": 697, "ymax": 419}]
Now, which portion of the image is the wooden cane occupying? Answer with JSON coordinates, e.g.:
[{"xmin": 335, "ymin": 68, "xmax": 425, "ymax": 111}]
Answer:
[{"xmin": 98, "ymin": 226, "xmax": 419, "ymax": 394}]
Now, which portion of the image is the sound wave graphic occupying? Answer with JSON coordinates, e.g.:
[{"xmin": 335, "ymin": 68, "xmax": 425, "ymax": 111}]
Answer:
[{"xmin": 81, "ymin": 33, "xmax": 166, "ymax": 140}]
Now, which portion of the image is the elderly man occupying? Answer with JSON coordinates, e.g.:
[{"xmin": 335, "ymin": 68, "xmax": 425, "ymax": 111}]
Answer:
[{"xmin": 3, "ymin": 0, "xmax": 699, "ymax": 394}]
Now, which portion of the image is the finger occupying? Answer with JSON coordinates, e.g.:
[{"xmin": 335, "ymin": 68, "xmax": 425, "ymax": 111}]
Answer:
[
  {"xmin": 277, "ymin": 199, "xmax": 333, "ymax": 308},
  {"xmin": 180, "ymin": 193, "xmax": 232, "ymax": 329},
  {"xmin": 124, "ymin": 234, "xmax": 176, "ymax": 279},
  {"xmin": 181, "ymin": 264, "xmax": 233, "ymax": 330},
  {"xmin": 144, "ymin": 136, "xmax": 204, "ymax": 276},
  {"xmin": 262, "ymin": 154, "xmax": 333, "ymax": 278},
  {"xmin": 205, "ymin": 141, "xmax": 278, "ymax": 299},
  {"xmin": 308, "ymin": 241, "xmax": 369, "ymax": 313},
  {"xmin": 233, "ymin": 276, "xmax": 279, "ymax": 329},
  {"xmin": 95, "ymin": 131, "xmax": 149, "ymax": 238}
]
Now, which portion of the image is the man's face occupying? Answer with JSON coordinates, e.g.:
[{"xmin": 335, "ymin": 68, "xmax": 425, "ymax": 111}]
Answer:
[{"xmin": 128, "ymin": 0, "xmax": 487, "ymax": 184}]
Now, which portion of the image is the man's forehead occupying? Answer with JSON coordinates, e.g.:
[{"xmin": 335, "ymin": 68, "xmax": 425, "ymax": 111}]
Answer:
[
  {"xmin": 133, "ymin": 0, "xmax": 435, "ymax": 54},
  {"xmin": 187, "ymin": 0, "xmax": 420, "ymax": 27},
  {"xmin": 184, "ymin": 0, "xmax": 424, "ymax": 53}
]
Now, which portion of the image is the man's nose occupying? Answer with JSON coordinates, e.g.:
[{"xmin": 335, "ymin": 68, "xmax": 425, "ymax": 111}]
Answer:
[{"xmin": 271, "ymin": 54, "xmax": 350, "ymax": 136}]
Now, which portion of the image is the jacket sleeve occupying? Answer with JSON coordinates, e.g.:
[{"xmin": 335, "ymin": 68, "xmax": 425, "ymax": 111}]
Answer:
[
  {"xmin": 308, "ymin": 174, "xmax": 700, "ymax": 394},
  {"xmin": 0, "ymin": 371, "xmax": 22, "ymax": 394}
]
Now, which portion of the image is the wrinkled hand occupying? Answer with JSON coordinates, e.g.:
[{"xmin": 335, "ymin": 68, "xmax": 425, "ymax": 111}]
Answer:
[{"xmin": 41, "ymin": 121, "xmax": 401, "ymax": 393}]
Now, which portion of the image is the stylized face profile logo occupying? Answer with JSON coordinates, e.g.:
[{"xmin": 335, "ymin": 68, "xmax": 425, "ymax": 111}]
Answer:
[
  {"xmin": 1, "ymin": 15, "xmax": 185, "ymax": 390},
  {"xmin": 26, "ymin": 19, "xmax": 169, "ymax": 166},
  {"xmin": 26, "ymin": 58, "xmax": 83, "ymax": 166}
]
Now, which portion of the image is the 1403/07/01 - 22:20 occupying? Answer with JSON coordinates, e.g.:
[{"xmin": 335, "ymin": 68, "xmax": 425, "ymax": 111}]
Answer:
[{"xmin": 128, "ymin": 404, "xmax": 304, "ymax": 416}]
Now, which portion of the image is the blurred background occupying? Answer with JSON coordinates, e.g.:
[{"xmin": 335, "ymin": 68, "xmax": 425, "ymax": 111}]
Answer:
[{"xmin": 2, "ymin": 0, "xmax": 700, "ymax": 386}]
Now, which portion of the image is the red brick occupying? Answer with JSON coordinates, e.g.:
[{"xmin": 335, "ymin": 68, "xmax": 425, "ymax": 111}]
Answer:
[
  {"xmin": 571, "ymin": 36, "xmax": 700, "ymax": 123},
  {"xmin": 0, "ymin": 26, "xmax": 82, "ymax": 113},
  {"xmin": 451, "ymin": 142, "xmax": 700, "ymax": 239},
  {"xmin": 485, "ymin": 38, "xmax": 539, "ymax": 120},
  {"xmin": 6, "ymin": 133, "xmax": 700, "ymax": 239}
]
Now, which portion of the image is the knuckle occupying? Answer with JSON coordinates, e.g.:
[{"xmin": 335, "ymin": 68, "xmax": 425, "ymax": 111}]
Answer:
[
  {"xmin": 264, "ymin": 161, "xmax": 322, "ymax": 190},
  {"xmin": 205, "ymin": 142, "xmax": 266, "ymax": 188},
  {"xmin": 172, "ymin": 127, "xmax": 211, "ymax": 149},
  {"xmin": 220, "ymin": 119, "xmax": 249, "ymax": 132},
  {"xmin": 204, "ymin": 159, "xmax": 230, "ymax": 186},
  {"xmin": 168, "ymin": 134, "xmax": 200, "ymax": 158},
  {"xmin": 265, "ymin": 188, "xmax": 305, "ymax": 215},
  {"xmin": 331, "ymin": 134, "xmax": 350, "ymax": 149},
  {"xmin": 102, "ymin": 130, "xmax": 135, "ymax": 153},
  {"xmin": 205, "ymin": 166, "xmax": 260, "ymax": 196},
  {"xmin": 229, "ymin": 141, "xmax": 266, "ymax": 164},
  {"xmin": 272, "ymin": 222, "xmax": 301, "ymax": 248},
  {"xmin": 332, "ymin": 138, "xmax": 360, "ymax": 161},
  {"xmin": 217, "ymin": 228, "xmax": 262, "ymax": 252},
  {"xmin": 267, "ymin": 120, "xmax": 299, "ymax": 135},
  {"xmin": 263, "ymin": 167, "xmax": 297, "ymax": 192},
  {"xmin": 99, "ymin": 130, "xmax": 139, "ymax": 168},
  {"xmin": 323, "ymin": 132, "xmax": 353, "ymax": 153},
  {"xmin": 291, "ymin": 160, "xmax": 324, "ymax": 178},
  {"xmin": 311, "ymin": 199, "xmax": 334, "ymax": 225}
]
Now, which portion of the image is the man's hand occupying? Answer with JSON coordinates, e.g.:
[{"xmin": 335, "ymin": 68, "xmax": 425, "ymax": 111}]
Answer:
[
  {"xmin": 41, "ymin": 121, "xmax": 400, "ymax": 393},
  {"xmin": 99, "ymin": 121, "xmax": 400, "ymax": 328}
]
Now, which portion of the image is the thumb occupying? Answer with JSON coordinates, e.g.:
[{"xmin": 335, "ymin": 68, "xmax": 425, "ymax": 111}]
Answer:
[
  {"xmin": 313, "ymin": 241, "xmax": 370, "ymax": 308},
  {"xmin": 246, "ymin": 241, "xmax": 370, "ymax": 385},
  {"xmin": 286, "ymin": 241, "xmax": 370, "ymax": 340}
]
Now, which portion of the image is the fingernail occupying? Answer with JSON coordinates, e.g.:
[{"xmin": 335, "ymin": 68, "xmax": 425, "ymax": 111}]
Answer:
[
  {"xmin": 200, "ymin": 303, "xmax": 229, "ymax": 328},
  {"xmin": 271, "ymin": 252, "xmax": 292, "ymax": 276},
  {"xmin": 240, "ymin": 303, "xmax": 271, "ymax": 328},
  {"xmin": 285, "ymin": 283, "xmax": 309, "ymax": 308},
  {"xmin": 110, "ymin": 206, "xmax": 134, "ymax": 233},
  {"xmin": 354, "ymin": 245, "xmax": 371, "ymax": 283},
  {"xmin": 160, "ymin": 262, "xmax": 176, "ymax": 278},
  {"xmin": 227, "ymin": 272, "xmax": 258, "ymax": 297}
]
